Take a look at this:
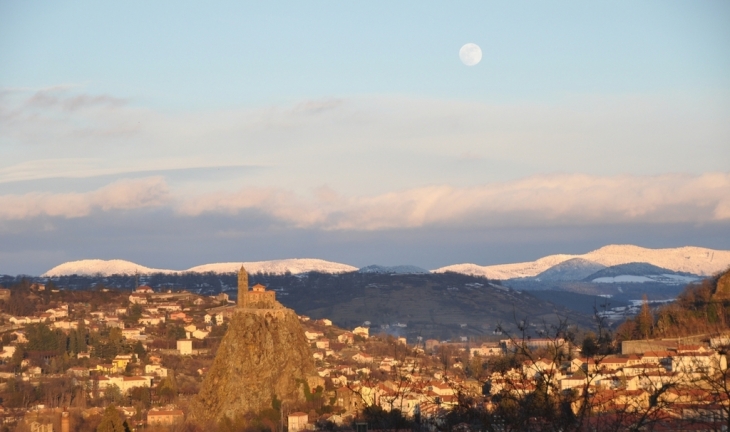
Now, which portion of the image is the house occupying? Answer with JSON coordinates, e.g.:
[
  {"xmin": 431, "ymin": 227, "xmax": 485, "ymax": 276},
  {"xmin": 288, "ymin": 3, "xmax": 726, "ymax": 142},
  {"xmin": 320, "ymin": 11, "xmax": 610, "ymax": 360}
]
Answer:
[
  {"xmin": 9, "ymin": 316, "xmax": 29, "ymax": 326},
  {"xmin": 177, "ymin": 339, "xmax": 193, "ymax": 355},
  {"xmin": 52, "ymin": 320, "xmax": 79, "ymax": 330},
  {"xmin": 129, "ymin": 293, "xmax": 148, "ymax": 304},
  {"xmin": 108, "ymin": 375, "xmax": 153, "ymax": 393},
  {"xmin": 204, "ymin": 314, "xmax": 212, "ymax": 323},
  {"xmin": 353, "ymin": 326, "xmax": 369, "ymax": 338},
  {"xmin": 471, "ymin": 343, "xmax": 502, "ymax": 357},
  {"xmin": 145, "ymin": 364, "xmax": 169, "ymax": 377},
  {"xmin": 315, "ymin": 339, "xmax": 330, "ymax": 349},
  {"xmin": 45, "ymin": 307, "xmax": 68, "ymax": 319},
  {"xmin": 105, "ymin": 317, "xmax": 124, "ymax": 329},
  {"xmin": 157, "ymin": 303, "xmax": 182, "ymax": 312},
  {"xmin": 135, "ymin": 285, "xmax": 154, "ymax": 294},
  {"xmin": 113, "ymin": 354, "xmax": 133, "ymax": 373},
  {"xmin": 353, "ymin": 353, "xmax": 374, "ymax": 364},
  {"xmin": 288, "ymin": 412, "xmax": 309, "ymax": 432},
  {"xmin": 147, "ymin": 409, "xmax": 184, "ymax": 426},
  {"xmin": 0, "ymin": 345, "xmax": 16, "ymax": 359},
  {"xmin": 139, "ymin": 315, "xmax": 165, "ymax": 326},
  {"xmin": 316, "ymin": 319, "xmax": 333, "ymax": 326},
  {"xmin": 305, "ymin": 330, "xmax": 324, "ymax": 341},
  {"xmin": 169, "ymin": 311, "xmax": 187, "ymax": 321},
  {"xmin": 192, "ymin": 329, "xmax": 209, "ymax": 340},
  {"xmin": 337, "ymin": 332, "xmax": 355, "ymax": 345},
  {"xmin": 13, "ymin": 331, "xmax": 28, "ymax": 343},
  {"xmin": 96, "ymin": 364, "xmax": 115, "ymax": 374},
  {"xmin": 121, "ymin": 327, "xmax": 143, "ymax": 340}
]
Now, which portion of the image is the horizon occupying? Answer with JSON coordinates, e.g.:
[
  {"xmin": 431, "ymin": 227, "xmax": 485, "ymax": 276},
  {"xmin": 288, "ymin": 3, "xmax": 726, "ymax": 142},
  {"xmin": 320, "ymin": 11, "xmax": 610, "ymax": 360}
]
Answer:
[
  {"xmin": 2, "ymin": 2, "xmax": 729, "ymax": 275},
  {"xmin": 26, "ymin": 243, "xmax": 730, "ymax": 278}
]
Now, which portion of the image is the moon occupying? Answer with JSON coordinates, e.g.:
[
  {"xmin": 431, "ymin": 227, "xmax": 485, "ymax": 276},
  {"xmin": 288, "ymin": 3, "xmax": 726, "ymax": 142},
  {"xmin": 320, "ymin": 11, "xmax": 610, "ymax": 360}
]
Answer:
[{"xmin": 459, "ymin": 43, "xmax": 482, "ymax": 66}]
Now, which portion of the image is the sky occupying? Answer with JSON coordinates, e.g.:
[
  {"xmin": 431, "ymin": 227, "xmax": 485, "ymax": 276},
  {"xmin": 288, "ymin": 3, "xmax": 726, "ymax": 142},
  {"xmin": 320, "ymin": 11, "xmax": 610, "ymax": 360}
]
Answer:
[{"xmin": 1, "ymin": 1, "xmax": 729, "ymax": 275}]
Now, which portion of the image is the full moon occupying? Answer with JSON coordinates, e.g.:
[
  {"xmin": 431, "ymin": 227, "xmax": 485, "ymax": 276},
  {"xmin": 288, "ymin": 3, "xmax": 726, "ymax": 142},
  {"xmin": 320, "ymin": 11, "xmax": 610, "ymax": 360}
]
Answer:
[{"xmin": 459, "ymin": 43, "xmax": 482, "ymax": 66}]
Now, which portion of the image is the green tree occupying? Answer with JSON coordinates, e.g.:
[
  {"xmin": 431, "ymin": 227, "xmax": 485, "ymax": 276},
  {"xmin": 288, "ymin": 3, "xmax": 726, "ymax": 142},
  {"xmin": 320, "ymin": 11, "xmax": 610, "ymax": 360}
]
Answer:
[
  {"xmin": 133, "ymin": 341, "xmax": 145, "ymax": 359},
  {"xmin": 581, "ymin": 332, "xmax": 599, "ymax": 357},
  {"xmin": 26, "ymin": 323, "xmax": 62, "ymax": 352},
  {"xmin": 96, "ymin": 405, "xmax": 129, "ymax": 432}
]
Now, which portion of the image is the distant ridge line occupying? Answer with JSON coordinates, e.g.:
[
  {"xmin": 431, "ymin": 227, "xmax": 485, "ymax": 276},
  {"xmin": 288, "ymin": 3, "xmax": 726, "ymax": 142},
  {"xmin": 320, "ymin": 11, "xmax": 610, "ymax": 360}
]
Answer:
[
  {"xmin": 433, "ymin": 244, "xmax": 730, "ymax": 279},
  {"xmin": 41, "ymin": 244, "xmax": 730, "ymax": 279},
  {"xmin": 42, "ymin": 258, "xmax": 357, "ymax": 277}
]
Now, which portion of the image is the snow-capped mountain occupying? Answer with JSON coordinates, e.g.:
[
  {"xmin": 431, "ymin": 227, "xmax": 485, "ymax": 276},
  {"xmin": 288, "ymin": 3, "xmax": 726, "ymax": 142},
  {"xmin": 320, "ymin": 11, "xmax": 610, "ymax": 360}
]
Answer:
[
  {"xmin": 358, "ymin": 265, "xmax": 429, "ymax": 274},
  {"xmin": 42, "ymin": 259, "xmax": 176, "ymax": 277},
  {"xmin": 187, "ymin": 259, "xmax": 357, "ymax": 275},
  {"xmin": 43, "ymin": 258, "xmax": 357, "ymax": 277},
  {"xmin": 433, "ymin": 245, "xmax": 730, "ymax": 279}
]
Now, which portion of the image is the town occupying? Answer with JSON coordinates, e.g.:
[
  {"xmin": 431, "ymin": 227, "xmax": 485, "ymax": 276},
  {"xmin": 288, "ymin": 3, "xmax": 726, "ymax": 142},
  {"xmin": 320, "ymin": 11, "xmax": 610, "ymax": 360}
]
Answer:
[{"xmin": 0, "ymin": 267, "xmax": 729, "ymax": 431}]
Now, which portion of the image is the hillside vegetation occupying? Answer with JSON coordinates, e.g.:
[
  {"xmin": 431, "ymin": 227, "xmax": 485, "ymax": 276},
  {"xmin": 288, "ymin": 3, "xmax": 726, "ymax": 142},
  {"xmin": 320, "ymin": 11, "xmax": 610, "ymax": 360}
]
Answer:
[{"xmin": 616, "ymin": 267, "xmax": 730, "ymax": 341}]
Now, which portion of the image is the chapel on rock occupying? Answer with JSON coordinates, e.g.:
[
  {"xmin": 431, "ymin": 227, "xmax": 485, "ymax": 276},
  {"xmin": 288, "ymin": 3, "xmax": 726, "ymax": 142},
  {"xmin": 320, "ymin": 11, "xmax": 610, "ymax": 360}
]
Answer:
[{"xmin": 237, "ymin": 265, "xmax": 278, "ymax": 309}]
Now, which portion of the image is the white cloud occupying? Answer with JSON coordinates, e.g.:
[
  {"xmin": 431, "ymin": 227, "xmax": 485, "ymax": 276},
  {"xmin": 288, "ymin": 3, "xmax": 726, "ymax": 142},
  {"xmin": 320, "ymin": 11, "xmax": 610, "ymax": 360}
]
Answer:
[
  {"xmin": 2, "ymin": 173, "xmax": 727, "ymax": 228},
  {"xmin": 177, "ymin": 172, "xmax": 730, "ymax": 230},
  {"xmin": 0, "ymin": 177, "xmax": 170, "ymax": 220}
]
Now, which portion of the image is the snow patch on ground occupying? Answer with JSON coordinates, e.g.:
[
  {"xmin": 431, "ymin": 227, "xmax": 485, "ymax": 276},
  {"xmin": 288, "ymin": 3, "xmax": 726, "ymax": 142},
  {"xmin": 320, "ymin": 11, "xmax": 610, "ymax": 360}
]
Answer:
[{"xmin": 591, "ymin": 274, "xmax": 700, "ymax": 284}]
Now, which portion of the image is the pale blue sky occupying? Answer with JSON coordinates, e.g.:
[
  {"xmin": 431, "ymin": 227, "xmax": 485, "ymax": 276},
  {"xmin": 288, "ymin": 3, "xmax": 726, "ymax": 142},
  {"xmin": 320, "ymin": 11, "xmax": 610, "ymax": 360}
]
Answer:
[
  {"xmin": 1, "ymin": 1, "xmax": 729, "ymax": 274},
  {"xmin": 2, "ymin": 1, "xmax": 729, "ymax": 107}
]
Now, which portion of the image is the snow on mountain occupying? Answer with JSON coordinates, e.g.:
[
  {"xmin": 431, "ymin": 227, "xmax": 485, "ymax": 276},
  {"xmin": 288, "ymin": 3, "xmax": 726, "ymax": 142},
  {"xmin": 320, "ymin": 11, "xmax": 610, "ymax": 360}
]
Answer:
[
  {"xmin": 43, "ymin": 259, "xmax": 175, "ymax": 277},
  {"xmin": 358, "ymin": 265, "xmax": 429, "ymax": 274},
  {"xmin": 582, "ymin": 262, "xmax": 700, "ymax": 285},
  {"xmin": 433, "ymin": 245, "xmax": 730, "ymax": 279},
  {"xmin": 591, "ymin": 274, "xmax": 699, "ymax": 284},
  {"xmin": 187, "ymin": 259, "xmax": 357, "ymax": 275},
  {"xmin": 43, "ymin": 258, "xmax": 357, "ymax": 277}
]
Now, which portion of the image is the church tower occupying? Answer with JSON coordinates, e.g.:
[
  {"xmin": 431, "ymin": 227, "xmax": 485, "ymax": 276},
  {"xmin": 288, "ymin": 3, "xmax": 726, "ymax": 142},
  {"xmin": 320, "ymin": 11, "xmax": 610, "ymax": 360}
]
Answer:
[{"xmin": 237, "ymin": 265, "xmax": 249, "ymax": 308}]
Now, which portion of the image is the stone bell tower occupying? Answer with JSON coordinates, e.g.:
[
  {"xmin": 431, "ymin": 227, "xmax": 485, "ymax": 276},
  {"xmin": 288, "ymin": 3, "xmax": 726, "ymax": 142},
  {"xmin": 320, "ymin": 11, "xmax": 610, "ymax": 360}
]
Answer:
[{"xmin": 237, "ymin": 265, "xmax": 248, "ymax": 308}]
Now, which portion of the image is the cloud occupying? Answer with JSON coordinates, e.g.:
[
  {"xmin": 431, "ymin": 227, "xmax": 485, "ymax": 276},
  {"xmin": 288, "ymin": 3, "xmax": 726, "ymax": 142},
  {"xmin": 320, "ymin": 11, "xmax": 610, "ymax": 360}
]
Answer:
[
  {"xmin": 0, "ymin": 177, "xmax": 170, "ymax": 220},
  {"xmin": 2, "ymin": 171, "xmax": 728, "ymax": 229},
  {"xmin": 177, "ymin": 172, "xmax": 730, "ymax": 230},
  {"xmin": 2, "ymin": 88, "xmax": 728, "ymax": 195}
]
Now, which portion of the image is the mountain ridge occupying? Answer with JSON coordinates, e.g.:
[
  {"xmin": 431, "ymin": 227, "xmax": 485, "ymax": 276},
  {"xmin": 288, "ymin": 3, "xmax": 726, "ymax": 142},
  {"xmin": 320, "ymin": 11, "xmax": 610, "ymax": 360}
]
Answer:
[
  {"xmin": 40, "ymin": 244, "xmax": 730, "ymax": 279},
  {"xmin": 43, "ymin": 258, "xmax": 357, "ymax": 277},
  {"xmin": 434, "ymin": 245, "xmax": 730, "ymax": 279}
]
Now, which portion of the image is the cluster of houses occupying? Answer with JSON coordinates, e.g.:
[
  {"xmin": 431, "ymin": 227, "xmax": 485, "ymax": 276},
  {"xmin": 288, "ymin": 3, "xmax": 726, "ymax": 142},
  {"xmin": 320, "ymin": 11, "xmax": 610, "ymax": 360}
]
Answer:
[
  {"xmin": 0, "ymin": 284, "xmax": 232, "ymax": 429},
  {"xmin": 486, "ymin": 339, "xmax": 728, "ymax": 424},
  {"xmin": 3, "ymin": 281, "xmax": 729, "ymax": 430}
]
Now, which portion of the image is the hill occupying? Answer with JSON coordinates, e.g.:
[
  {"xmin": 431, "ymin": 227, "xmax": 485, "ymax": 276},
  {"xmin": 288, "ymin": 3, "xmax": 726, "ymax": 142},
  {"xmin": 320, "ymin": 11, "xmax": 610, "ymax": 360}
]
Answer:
[
  {"xmin": 533, "ymin": 258, "xmax": 606, "ymax": 281},
  {"xmin": 584, "ymin": 262, "xmax": 699, "ymax": 284},
  {"xmin": 527, "ymin": 290, "xmax": 630, "ymax": 315},
  {"xmin": 19, "ymin": 271, "xmax": 594, "ymax": 340},
  {"xmin": 242, "ymin": 272, "xmax": 594, "ymax": 340},
  {"xmin": 434, "ymin": 245, "xmax": 730, "ymax": 279},
  {"xmin": 42, "ymin": 258, "xmax": 357, "ymax": 277},
  {"xmin": 615, "ymin": 268, "xmax": 730, "ymax": 340},
  {"xmin": 358, "ymin": 265, "xmax": 429, "ymax": 274}
]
